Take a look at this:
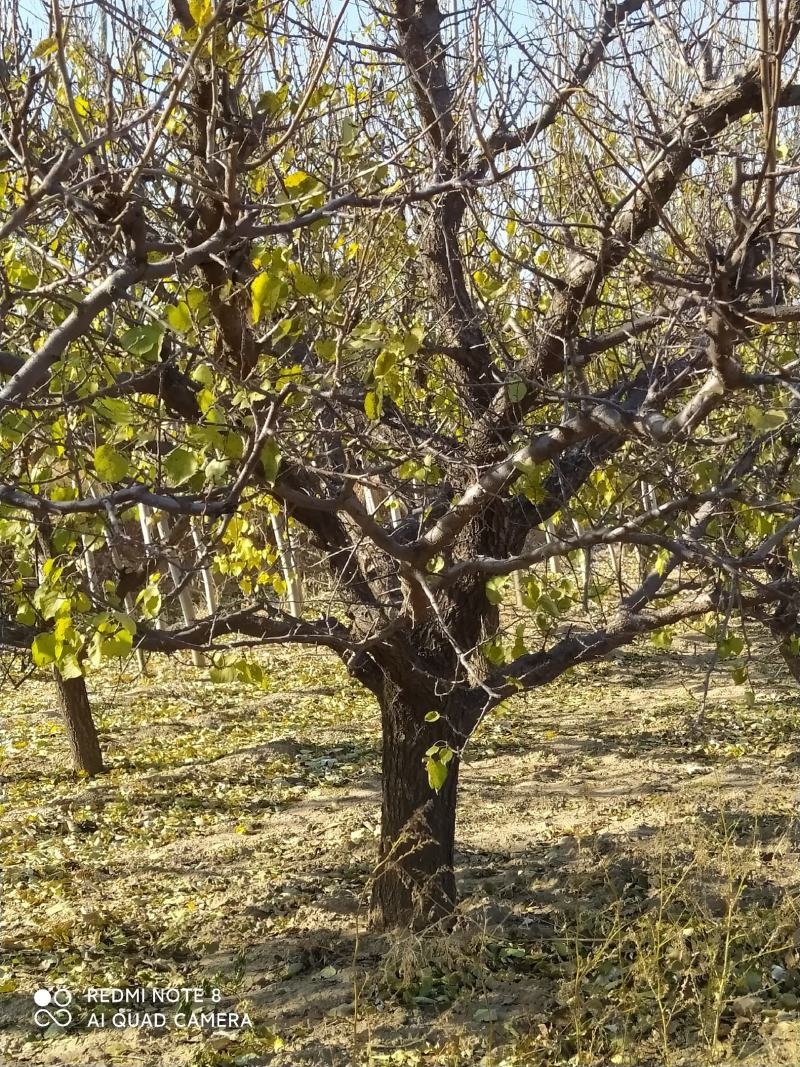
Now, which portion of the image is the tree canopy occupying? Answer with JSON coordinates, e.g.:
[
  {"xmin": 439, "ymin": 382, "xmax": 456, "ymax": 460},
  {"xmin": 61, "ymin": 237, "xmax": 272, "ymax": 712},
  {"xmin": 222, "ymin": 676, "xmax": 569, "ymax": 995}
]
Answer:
[{"xmin": 3, "ymin": 0, "xmax": 800, "ymax": 924}]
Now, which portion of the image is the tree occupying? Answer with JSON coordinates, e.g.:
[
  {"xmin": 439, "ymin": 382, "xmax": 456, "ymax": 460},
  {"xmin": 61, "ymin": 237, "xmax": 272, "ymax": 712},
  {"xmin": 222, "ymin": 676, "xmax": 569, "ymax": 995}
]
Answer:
[{"xmin": 2, "ymin": 0, "xmax": 800, "ymax": 926}]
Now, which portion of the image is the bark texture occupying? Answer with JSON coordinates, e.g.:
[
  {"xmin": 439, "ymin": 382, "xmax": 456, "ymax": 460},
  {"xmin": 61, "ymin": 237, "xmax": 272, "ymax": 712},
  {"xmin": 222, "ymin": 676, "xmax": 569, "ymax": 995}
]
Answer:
[
  {"xmin": 54, "ymin": 672, "xmax": 104, "ymax": 776},
  {"xmin": 371, "ymin": 678, "xmax": 460, "ymax": 928}
]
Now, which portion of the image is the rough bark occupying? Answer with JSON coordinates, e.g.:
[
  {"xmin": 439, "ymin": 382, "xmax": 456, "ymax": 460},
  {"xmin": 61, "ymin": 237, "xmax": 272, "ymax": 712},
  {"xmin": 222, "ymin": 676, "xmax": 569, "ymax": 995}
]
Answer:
[
  {"xmin": 778, "ymin": 638, "xmax": 800, "ymax": 683},
  {"xmin": 53, "ymin": 671, "xmax": 104, "ymax": 776},
  {"xmin": 371, "ymin": 679, "xmax": 460, "ymax": 929}
]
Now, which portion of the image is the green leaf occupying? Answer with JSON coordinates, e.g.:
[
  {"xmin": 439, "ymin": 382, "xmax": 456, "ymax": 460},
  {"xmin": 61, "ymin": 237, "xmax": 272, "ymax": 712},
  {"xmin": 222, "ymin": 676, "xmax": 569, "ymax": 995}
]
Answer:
[
  {"xmin": 110, "ymin": 611, "xmax": 137, "ymax": 635},
  {"xmin": 210, "ymin": 665, "xmax": 237, "ymax": 684},
  {"xmin": 192, "ymin": 363, "xmax": 215, "ymax": 387},
  {"xmin": 426, "ymin": 755, "xmax": 448, "ymax": 792},
  {"xmin": 340, "ymin": 117, "xmax": 357, "ymax": 146},
  {"xmin": 32, "ymin": 36, "xmax": 57, "ymax": 59},
  {"xmin": 506, "ymin": 378, "xmax": 527, "ymax": 404},
  {"xmin": 31, "ymin": 632, "xmax": 56, "ymax": 667},
  {"xmin": 94, "ymin": 398, "xmax": 133, "ymax": 425},
  {"xmin": 164, "ymin": 447, "xmax": 198, "ymax": 484},
  {"xmin": 258, "ymin": 87, "xmax": 288, "ymax": 115},
  {"xmin": 485, "ymin": 576, "xmax": 508, "ymax": 605},
  {"xmin": 99, "ymin": 629, "xmax": 133, "ymax": 659},
  {"xmin": 166, "ymin": 302, "xmax": 192, "ymax": 334},
  {"xmin": 292, "ymin": 271, "xmax": 317, "ymax": 297},
  {"xmin": 534, "ymin": 246, "xmax": 551, "ymax": 269},
  {"xmin": 364, "ymin": 390, "xmax": 382, "ymax": 420},
  {"xmin": 120, "ymin": 324, "xmax": 164, "ymax": 362},
  {"xmin": 651, "ymin": 628, "xmax": 673, "ymax": 649},
  {"xmin": 483, "ymin": 637, "xmax": 506, "ymax": 666},
  {"xmin": 136, "ymin": 584, "xmax": 162, "ymax": 620},
  {"xmin": 57, "ymin": 655, "xmax": 84, "ymax": 680},
  {"xmin": 424, "ymin": 711, "xmax": 440, "ymax": 722},
  {"xmin": 747, "ymin": 406, "xmax": 787, "ymax": 431},
  {"xmin": 251, "ymin": 272, "xmax": 282, "ymax": 324},
  {"xmin": 205, "ymin": 458, "xmax": 230, "ymax": 485},
  {"xmin": 260, "ymin": 438, "xmax": 281, "ymax": 484},
  {"xmin": 94, "ymin": 444, "xmax": 129, "ymax": 482},
  {"xmin": 403, "ymin": 325, "xmax": 424, "ymax": 355},
  {"xmin": 510, "ymin": 623, "xmax": 526, "ymax": 660},
  {"xmin": 374, "ymin": 349, "xmax": 397, "ymax": 379}
]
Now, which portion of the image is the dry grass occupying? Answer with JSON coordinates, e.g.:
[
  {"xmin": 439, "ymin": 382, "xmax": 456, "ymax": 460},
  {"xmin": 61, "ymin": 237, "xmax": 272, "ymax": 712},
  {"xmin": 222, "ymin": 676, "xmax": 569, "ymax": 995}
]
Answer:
[{"xmin": 1, "ymin": 640, "xmax": 799, "ymax": 1066}]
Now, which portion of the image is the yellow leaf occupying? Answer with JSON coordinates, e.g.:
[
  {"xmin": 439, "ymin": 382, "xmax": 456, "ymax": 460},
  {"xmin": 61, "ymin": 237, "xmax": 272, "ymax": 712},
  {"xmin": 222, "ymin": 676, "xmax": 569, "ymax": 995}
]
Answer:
[
  {"xmin": 284, "ymin": 170, "xmax": 309, "ymax": 189},
  {"xmin": 189, "ymin": 0, "xmax": 213, "ymax": 26},
  {"xmin": 32, "ymin": 36, "xmax": 57, "ymax": 59},
  {"xmin": 251, "ymin": 272, "xmax": 280, "ymax": 324}
]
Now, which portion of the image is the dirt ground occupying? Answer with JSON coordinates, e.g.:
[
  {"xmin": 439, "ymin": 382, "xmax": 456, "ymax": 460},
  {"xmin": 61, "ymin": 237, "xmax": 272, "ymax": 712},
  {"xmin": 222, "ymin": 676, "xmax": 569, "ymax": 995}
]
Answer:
[{"xmin": 1, "ymin": 640, "xmax": 800, "ymax": 1066}]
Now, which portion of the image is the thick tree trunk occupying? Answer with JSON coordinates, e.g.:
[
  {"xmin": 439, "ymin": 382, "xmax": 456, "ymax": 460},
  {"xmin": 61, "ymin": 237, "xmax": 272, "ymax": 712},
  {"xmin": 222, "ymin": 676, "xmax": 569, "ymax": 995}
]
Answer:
[
  {"xmin": 54, "ymin": 671, "xmax": 104, "ymax": 776},
  {"xmin": 371, "ymin": 683, "xmax": 459, "ymax": 929}
]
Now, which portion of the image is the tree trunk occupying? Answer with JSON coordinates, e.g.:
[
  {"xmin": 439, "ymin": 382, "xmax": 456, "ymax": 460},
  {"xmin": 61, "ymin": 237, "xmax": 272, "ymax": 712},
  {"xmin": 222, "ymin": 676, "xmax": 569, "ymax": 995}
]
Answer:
[
  {"xmin": 270, "ymin": 512, "xmax": 303, "ymax": 617},
  {"xmin": 371, "ymin": 684, "xmax": 459, "ymax": 929},
  {"xmin": 156, "ymin": 513, "xmax": 206, "ymax": 668},
  {"xmin": 779, "ymin": 639, "xmax": 800, "ymax": 682},
  {"xmin": 54, "ymin": 671, "xmax": 104, "ymax": 776}
]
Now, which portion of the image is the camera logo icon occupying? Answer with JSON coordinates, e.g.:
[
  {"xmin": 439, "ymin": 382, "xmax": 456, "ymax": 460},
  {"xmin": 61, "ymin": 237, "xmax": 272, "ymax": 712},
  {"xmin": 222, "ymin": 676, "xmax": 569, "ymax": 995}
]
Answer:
[{"xmin": 33, "ymin": 988, "xmax": 73, "ymax": 1028}]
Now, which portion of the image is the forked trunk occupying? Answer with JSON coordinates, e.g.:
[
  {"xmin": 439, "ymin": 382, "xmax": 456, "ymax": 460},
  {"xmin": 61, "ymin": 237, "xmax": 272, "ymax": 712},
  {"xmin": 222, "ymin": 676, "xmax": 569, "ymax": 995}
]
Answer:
[
  {"xmin": 371, "ymin": 684, "xmax": 459, "ymax": 929},
  {"xmin": 54, "ymin": 671, "xmax": 104, "ymax": 776}
]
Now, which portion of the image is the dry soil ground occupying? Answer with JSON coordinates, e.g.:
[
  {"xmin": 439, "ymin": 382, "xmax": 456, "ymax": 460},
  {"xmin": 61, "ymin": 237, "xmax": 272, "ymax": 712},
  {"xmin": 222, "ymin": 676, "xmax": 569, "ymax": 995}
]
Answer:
[{"xmin": 1, "ymin": 640, "xmax": 800, "ymax": 1066}]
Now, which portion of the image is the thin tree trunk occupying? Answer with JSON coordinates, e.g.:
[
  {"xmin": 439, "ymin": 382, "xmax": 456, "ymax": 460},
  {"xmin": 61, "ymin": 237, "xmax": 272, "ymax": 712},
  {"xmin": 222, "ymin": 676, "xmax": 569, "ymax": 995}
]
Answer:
[
  {"xmin": 638, "ymin": 481, "xmax": 657, "ymax": 580},
  {"xmin": 270, "ymin": 512, "xmax": 303, "ymax": 617},
  {"xmin": 363, "ymin": 485, "xmax": 377, "ymax": 516},
  {"xmin": 138, "ymin": 505, "xmax": 162, "ymax": 630},
  {"xmin": 191, "ymin": 520, "xmax": 218, "ymax": 614},
  {"xmin": 124, "ymin": 592, "xmax": 148, "ymax": 677},
  {"xmin": 156, "ymin": 513, "xmax": 206, "ymax": 667},
  {"xmin": 54, "ymin": 670, "xmax": 103, "ymax": 776},
  {"xmin": 86, "ymin": 486, "xmax": 146, "ymax": 675},
  {"xmin": 608, "ymin": 543, "xmax": 624, "ymax": 595},
  {"xmin": 81, "ymin": 537, "xmax": 100, "ymax": 598},
  {"xmin": 512, "ymin": 570, "xmax": 524, "ymax": 609},
  {"xmin": 571, "ymin": 517, "xmax": 592, "ymax": 609},
  {"xmin": 371, "ymin": 683, "xmax": 459, "ymax": 929},
  {"xmin": 545, "ymin": 520, "xmax": 562, "ymax": 575}
]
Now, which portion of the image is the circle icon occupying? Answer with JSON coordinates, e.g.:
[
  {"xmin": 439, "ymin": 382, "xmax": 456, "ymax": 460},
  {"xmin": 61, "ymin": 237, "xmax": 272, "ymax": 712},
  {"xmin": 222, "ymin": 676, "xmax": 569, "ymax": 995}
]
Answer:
[
  {"xmin": 33, "ymin": 989, "xmax": 51, "ymax": 1007},
  {"xmin": 52, "ymin": 989, "xmax": 72, "ymax": 1007}
]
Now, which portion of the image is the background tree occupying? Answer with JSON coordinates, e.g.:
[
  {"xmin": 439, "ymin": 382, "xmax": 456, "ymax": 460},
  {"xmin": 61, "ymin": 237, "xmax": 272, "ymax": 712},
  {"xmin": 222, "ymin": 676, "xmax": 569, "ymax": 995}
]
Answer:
[{"xmin": 2, "ymin": 0, "xmax": 800, "ymax": 926}]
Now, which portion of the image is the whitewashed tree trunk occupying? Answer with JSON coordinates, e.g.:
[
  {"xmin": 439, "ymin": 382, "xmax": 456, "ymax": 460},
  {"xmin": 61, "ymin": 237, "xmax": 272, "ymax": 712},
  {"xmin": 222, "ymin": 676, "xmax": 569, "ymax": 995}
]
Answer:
[
  {"xmin": 572, "ymin": 518, "xmax": 592, "ymax": 610},
  {"xmin": 512, "ymin": 570, "xmax": 525, "ymax": 609},
  {"xmin": 363, "ymin": 486, "xmax": 378, "ymax": 516},
  {"xmin": 191, "ymin": 520, "xmax": 218, "ymax": 615},
  {"xmin": 270, "ymin": 511, "xmax": 303, "ymax": 617},
  {"xmin": 638, "ymin": 482, "xmax": 658, "ymax": 579},
  {"xmin": 155, "ymin": 513, "xmax": 206, "ymax": 668},
  {"xmin": 137, "ymin": 505, "xmax": 162, "ymax": 630},
  {"xmin": 125, "ymin": 592, "xmax": 148, "ymax": 676},
  {"xmin": 365, "ymin": 485, "xmax": 402, "ymax": 530},
  {"xmin": 86, "ymin": 487, "xmax": 147, "ymax": 677},
  {"xmin": 607, "ymin": 543, "xmax": 624, "ymax": 593},
  {"xmin": 81, "ymin": 534, "xmax": 100, "ymax": 599},
  {"xmin": 544, "ymin": 520, "xmax": 562, "ymax": 575}
]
